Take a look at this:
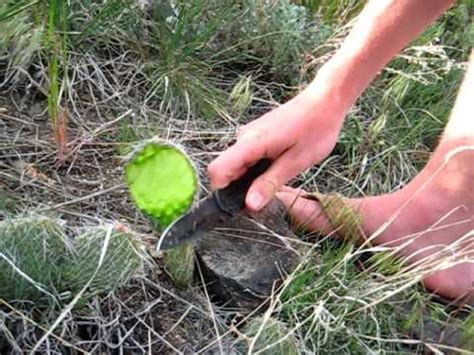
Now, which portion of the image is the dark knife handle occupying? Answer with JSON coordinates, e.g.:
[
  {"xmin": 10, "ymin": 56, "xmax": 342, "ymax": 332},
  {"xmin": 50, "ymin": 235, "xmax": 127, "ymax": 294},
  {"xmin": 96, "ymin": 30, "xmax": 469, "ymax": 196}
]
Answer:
[{"xmin": 214, "ymin": 158, "xmax": 272, "ymax": 216}]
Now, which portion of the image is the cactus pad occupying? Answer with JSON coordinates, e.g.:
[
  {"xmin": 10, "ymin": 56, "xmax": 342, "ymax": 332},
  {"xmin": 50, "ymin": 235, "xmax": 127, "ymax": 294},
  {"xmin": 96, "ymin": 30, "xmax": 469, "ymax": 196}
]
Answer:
[{"xmin": 125, "ymin": 142, "xmax": 197, "ymax": 227}]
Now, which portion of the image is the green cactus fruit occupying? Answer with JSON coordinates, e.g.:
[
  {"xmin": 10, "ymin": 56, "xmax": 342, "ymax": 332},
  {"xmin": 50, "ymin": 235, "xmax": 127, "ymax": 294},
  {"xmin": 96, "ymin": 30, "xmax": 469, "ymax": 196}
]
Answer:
[{"xmin": 125, "ymin": 141, "xmax": 197, "ymax": 227}]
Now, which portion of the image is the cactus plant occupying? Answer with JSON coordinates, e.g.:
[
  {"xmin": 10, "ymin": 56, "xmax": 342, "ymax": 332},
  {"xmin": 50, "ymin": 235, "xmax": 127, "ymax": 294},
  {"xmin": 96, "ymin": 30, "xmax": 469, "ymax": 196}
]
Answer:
[
  {"xmin": 125, "ymin": 140, "xmax": 197, "ymax": 227},
  {"xmin": 125, "ymin": 140, "xmax": 198, "ymax": 286},
  {"xmin": 0, "ymin": 216, "xmax": 67, "ymax": 303},
  {"xmin": 162, "ymin": 243, "xmax": 196, "ymax": 288},
  {"xmin": 63, "ymin": 226, "xmax": 142, "ymax": 294},
  {"xmin": 0, "ymin": 216, "xmax": 141, "ymax": 305}
]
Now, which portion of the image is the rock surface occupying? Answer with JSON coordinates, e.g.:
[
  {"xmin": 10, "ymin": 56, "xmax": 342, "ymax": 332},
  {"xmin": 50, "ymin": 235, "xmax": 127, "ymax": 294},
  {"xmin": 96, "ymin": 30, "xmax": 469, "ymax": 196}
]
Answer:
[{"xmin": 195, "ymin": 198, "xmax": 303, "ymax": 311}]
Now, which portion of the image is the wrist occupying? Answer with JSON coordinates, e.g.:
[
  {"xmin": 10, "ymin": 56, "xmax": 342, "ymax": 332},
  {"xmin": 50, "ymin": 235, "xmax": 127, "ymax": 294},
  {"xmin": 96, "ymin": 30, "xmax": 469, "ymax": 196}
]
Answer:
[
  {"xmin": 309, "ymin": 55, "xmax": 361, "ymax": 110},
  {"xmin": 294, "ymin": 60, "xmax": 356, "ymax": 127}
]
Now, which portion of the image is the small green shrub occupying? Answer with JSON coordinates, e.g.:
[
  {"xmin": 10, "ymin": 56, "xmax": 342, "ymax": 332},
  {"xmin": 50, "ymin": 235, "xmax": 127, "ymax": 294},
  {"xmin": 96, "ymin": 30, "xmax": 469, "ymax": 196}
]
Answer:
[
  {"xmin": 293, "ymin": 0, "xmax": 365, "ymax": 23},
  {"xmin": 224, "ymin": 0, "xmax": 331, "ymax": 84},
  {"xmin": 0, "ymin": 4, "xmax": 44, "ymax": 83}
]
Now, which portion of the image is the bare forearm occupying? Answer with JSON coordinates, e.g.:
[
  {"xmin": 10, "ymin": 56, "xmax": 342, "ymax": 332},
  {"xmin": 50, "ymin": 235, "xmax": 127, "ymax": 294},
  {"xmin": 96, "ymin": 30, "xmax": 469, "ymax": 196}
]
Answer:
[{"xmin": 306, "ymin": 0, "xmax": 455, "ymax": 111}]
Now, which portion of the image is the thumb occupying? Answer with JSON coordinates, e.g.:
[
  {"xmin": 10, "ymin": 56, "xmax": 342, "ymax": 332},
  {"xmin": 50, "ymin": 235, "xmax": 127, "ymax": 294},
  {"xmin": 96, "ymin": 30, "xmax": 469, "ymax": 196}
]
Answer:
[{"xmin": 245, "ymin": 148, "xmax": 309, "ymax": 211}]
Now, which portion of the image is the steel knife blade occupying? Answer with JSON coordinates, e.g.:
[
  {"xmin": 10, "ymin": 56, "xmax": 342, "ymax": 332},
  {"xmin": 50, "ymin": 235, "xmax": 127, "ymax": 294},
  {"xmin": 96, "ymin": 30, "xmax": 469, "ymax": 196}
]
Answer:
[
  {"xmin": 157, "ymin": 158, "xmax": 272, "ymax": 250},
  {"xmin": 157, "ymin": 195, "xmax": 229, "ymax": 250}
]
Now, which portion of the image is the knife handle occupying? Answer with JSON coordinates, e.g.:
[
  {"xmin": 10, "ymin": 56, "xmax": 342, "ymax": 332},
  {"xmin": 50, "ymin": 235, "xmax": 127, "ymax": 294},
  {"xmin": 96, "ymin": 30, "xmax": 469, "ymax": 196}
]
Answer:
[{"xmin": 214, "ymin": 158, "xmax": 272, "ymax": 216}]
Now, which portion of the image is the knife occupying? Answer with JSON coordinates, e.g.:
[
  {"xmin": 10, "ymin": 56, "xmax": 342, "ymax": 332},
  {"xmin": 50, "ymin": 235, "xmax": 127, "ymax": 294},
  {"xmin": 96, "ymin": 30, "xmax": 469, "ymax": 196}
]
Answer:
[{"xmin": 157, "ymin": 158, "xmax": 272, "ymax": 251}]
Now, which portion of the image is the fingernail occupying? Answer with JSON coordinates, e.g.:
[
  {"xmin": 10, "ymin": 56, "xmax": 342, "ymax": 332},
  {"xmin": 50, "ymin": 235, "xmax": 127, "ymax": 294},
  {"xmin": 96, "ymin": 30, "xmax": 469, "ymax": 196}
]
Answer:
[{"xmin": 248, "ymin": 192, "xmax": 264, "ymax": 211}]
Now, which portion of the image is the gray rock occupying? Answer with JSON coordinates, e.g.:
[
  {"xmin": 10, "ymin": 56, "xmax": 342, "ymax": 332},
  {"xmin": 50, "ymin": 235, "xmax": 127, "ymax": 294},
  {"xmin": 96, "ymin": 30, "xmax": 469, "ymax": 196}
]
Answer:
[{"xmin": 195, "ymin": 199, "xmax": 303, "ymax": 311}]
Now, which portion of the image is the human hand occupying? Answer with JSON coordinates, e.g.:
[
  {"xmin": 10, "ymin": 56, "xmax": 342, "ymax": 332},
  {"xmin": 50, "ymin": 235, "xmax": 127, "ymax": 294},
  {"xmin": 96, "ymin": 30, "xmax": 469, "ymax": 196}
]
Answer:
[{"xmin": 208, "ymin": 83, "xmax": 351, "ymax": 211}]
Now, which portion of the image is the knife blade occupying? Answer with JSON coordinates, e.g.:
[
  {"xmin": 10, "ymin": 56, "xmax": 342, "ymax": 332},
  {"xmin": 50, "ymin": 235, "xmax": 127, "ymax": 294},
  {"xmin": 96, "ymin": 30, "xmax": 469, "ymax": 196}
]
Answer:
[{"xmin": 157, "ymin": 158, "xmax": 272, "ymax": 250}]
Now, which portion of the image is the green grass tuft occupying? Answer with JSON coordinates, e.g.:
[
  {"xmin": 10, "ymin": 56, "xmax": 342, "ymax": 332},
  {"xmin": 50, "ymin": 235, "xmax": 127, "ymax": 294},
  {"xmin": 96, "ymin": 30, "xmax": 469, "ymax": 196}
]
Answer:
[
  {"xmin": 462, "ymin": 313, "xmax": 474, "ymax": 349},
  {"xmin": 241, "ymin": 316, "xmax": 301, "ymax": 354}
]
